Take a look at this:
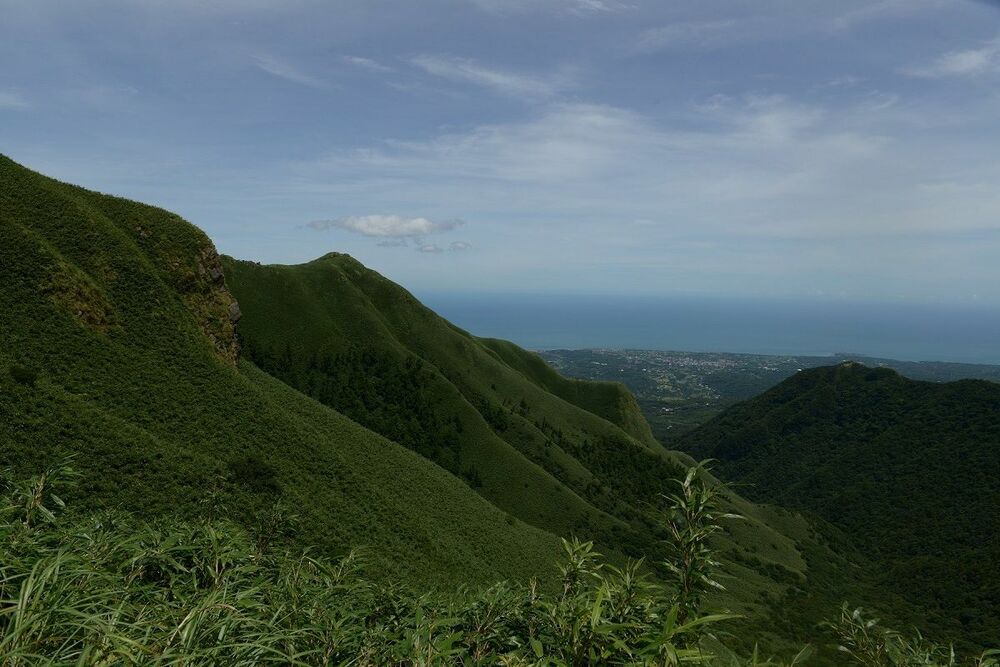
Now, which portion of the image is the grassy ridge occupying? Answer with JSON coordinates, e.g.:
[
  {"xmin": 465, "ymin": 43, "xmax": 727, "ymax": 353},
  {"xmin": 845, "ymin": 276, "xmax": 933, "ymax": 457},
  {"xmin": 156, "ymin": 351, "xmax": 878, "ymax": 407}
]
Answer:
[
  {"xmin": 478, "ymin": 337, "xmax": 657, "ymax": 447},
  {"xmin": 223, "ymin": 254, "xmax": 677, "ymax": 550},
  {"xmin": 0, "ymin": 154, "xmax": 564, "ymax": 586}
]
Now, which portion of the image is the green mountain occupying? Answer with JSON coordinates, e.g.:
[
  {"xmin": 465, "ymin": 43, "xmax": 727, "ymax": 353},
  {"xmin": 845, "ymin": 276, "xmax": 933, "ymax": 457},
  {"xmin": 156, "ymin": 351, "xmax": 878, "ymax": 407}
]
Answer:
[
  {"xmin": 0, "ymin": 154, "xmax": 570, "ymax": 586},
  {"xmin": 220, "ymin": 255, "xmax": 906, "ymax": 660},
  {"xmin": 222, "ymin": 253, "xmax": 680, "ymax": 552},
  {"xmin": 0, "ymin": 155, "xmax": 810, "ymax": 601},
  {"xmin": 680, "ymin": 362, "xmax": 1000, "ymax": 648},
  {"xmin": 2, "ymin": 154, "xmax": 950, "ymax": 660}
]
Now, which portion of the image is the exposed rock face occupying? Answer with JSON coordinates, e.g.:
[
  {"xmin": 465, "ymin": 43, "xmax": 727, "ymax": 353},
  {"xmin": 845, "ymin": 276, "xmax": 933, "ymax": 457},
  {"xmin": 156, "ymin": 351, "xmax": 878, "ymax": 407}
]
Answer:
[
  {"xmin": 130, "ymin": 218, "xmax": 242, "ymax": 366},
  {"xmin": 188, "ymin": 244, "xmax": 242, "ymax": 365}
]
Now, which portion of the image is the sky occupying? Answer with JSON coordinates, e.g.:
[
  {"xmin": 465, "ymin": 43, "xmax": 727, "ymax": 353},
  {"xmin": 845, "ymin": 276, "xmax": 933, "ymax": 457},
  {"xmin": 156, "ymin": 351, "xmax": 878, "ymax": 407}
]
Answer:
[{"xmin": 2, "ymin": 0, "xmax": 1000, "ymax": 305}]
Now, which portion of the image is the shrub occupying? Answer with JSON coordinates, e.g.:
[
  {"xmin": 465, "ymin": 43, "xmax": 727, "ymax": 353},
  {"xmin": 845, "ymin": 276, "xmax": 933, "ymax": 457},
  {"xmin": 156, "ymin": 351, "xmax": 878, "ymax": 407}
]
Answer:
[
  {"xmin": 228, "ymin": 455, "xmax": 281, "ymax": 494},
  {"xmin": 8, "ymin": 364, "xmax": 38, "ymax": 387}
]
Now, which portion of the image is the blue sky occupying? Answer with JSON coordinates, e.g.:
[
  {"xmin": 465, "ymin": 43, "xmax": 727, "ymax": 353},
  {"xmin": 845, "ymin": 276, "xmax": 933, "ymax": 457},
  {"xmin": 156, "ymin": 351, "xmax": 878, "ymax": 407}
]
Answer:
[{"xmin": 3, "ymin": 0, "xmax": 1000, "ymax": 304}]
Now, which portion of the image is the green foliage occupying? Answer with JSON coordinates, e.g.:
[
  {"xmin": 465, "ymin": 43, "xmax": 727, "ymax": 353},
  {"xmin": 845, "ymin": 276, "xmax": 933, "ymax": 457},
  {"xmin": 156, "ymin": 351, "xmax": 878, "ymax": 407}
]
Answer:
[
  {"xmin": 0, "ymin": 153, "xmax": 565, "ymax": 587},
  {"xmin": 0, "ymin": 456, "xmax": 79, "ymax": 528},
  {"xmin": 824, "ymin": 606, "xmax": 1000, "ymax": 667},
  {"xmin": 659, "ymin": 463, "xmax": 740, "ymax": 624},
  {"xmin": 228, "ymin": 455, "xmax": 281, "ymax": 494},
  {"xmin": 4, "ymin": 461, "xmax": 990, "ymax": 665},
  {"xmin": 0, "ymin": 461, "xmax": 742, "ymax": 665}
]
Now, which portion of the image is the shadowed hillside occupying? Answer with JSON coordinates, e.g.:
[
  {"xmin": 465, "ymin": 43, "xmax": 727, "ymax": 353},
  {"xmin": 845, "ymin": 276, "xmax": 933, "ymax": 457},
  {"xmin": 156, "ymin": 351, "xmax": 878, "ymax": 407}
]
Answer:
[{"xmin": 680, "ymin": 362, "xmax": 1000, "ymax": 648}]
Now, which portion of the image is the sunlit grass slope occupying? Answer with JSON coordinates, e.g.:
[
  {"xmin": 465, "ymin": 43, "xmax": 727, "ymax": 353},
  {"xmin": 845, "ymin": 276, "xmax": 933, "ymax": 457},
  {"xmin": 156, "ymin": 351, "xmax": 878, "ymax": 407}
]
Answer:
[{"xmin": 0, "ymin": 154, "xmax": 563, "ymax": 585}]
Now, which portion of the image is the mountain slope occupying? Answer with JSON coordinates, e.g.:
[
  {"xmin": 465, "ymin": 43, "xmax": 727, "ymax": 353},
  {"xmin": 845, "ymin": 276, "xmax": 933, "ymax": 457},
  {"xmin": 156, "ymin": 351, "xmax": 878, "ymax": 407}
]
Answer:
[
  {"xmin": 222, "ymin": 254, "xmax": 904, "ymax": 662},
  {"xmin": 478, "ymin": 337, "xmax": 656, "ymax": 446},
  {"xmin": 0, "ymin": 154, "xmax": 565, "ymax": 586},
  {"xmin": 680, "ymin": 362, "xmax": 1000, "ymax": 647},
  {"xmin": 2, "ymin": 155, "xmax": 918, "ymax": 661},
  {"xmin": 223, "ymin": 253, "xmax": 681, "ymax": 557}
]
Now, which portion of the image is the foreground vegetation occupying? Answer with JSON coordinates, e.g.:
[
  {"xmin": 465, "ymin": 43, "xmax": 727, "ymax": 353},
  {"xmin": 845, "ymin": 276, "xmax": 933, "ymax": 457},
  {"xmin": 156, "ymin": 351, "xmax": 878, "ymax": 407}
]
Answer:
[{"xmin": 2, "ymin": 460, "xmax": 995, "ymax": 666}]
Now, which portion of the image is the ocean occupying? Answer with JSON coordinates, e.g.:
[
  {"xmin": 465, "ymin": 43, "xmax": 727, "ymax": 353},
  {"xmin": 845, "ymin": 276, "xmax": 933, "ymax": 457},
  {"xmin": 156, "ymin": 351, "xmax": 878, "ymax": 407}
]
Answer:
[{"xmin": 417, "ymin": 292, "xmax": 1000, "ymax": 365}]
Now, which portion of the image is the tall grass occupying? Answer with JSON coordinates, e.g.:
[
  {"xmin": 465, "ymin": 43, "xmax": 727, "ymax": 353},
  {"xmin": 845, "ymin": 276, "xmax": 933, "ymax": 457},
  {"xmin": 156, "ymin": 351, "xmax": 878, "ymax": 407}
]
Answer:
[{"xmin": 0, "ymin": 459, "xmax": 992, "ymax": 665}]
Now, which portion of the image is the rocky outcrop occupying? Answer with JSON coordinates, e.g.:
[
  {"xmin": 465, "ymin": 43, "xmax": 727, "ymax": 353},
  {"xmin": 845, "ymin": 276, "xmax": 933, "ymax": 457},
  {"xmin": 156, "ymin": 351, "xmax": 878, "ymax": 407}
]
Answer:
[{"xmin": 188, "ymin": 243, "xmax": 242, "ymax": 365}]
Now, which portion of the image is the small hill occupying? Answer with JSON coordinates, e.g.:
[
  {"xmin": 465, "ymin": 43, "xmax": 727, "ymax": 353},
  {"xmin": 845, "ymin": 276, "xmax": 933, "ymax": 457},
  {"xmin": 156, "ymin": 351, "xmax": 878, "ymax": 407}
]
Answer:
[{"xmin": 680, "ymin": 362, "xmax": 1000, "ymax": 647}]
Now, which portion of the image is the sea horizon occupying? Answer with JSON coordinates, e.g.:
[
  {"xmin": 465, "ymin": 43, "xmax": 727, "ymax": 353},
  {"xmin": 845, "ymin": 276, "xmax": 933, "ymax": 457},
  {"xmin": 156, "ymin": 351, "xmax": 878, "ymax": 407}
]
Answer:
[{"xmin": 418, "ymin": 292, "xmax": 1000, "ymax": 366}]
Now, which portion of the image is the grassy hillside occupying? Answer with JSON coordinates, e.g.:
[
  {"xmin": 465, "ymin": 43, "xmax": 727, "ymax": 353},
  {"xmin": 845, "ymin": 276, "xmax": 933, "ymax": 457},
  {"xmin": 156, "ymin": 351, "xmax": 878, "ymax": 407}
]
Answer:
[
  {"xmin": 223, "ymin": 254, "xmax": 685, "ymax": 554},
  {"xmin": 0, "ymin": 154, "xmax": 567, "ymax": 586},
  {"xmin": 479, "ymin": 337, "xmax": 656, "ymax": 446},
  {"xmin": 0, "ymin": 154, "xmax": 824, "ymax": 631},
  {"xmin": 680, "ymin": 362, "xmax": 1000, "ymax": 648},
  {"xmin": 222, "ymin": 255, "xmax": 918, "ymax": 662},
  {"xmin": 3, "ymin": 154, "xmax": 948, "ymax": 660}
]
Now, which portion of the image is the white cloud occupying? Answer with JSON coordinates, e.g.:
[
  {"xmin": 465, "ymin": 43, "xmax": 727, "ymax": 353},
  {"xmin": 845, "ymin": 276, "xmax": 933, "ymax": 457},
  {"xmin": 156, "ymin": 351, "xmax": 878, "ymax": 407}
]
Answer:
[
  {"xmin": 411, "ymin": 55, "xmax": 571, "ymax": 99},
  {"xmin": 0, "ymin": 90, "xmax": 29, "ymax": 110},
  {"xmin": 297, "ymin": 94, "xmax": 992, "ymax": 245},
  {"xmin": 905, "ymin": 37, "xmax": 1000, "ymax": 78},
  {"xmin": 342, "ymin": 55, "xmax": 392, "ymax": 73},
  {"xmin": 252, "ymin": 54, "xmax": 327, "ymax": 89},
  {"xmin": 468, "ymin": 0, "xmax": 627, "ymax": 16},
  {"xmin": 376, "ymin": 238, "xmax": 410, "ymax": 247},
  {"xmin": 632, "ymin": 20, "xmax": 738, "ymax": 53},
  {"xmin": 308, "ymin": 214, "xmax": 464, "ymax": 237},
  {"xmin": 832, "ymin": 0, "xmax": 950, "ymax": 31},
  {"xmin": 415, "ymin": 241, "xmax": 470, "ymax": 253}
]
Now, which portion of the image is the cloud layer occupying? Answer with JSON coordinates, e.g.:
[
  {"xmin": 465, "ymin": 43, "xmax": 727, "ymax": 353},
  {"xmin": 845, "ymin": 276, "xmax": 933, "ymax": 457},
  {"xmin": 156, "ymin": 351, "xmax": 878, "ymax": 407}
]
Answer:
[
  {"xmin": 906, "ymin": 37, "xmax": 1000, "ymax": 78},
  {"xmin": 4, "ymin": 0, "xmax": 999, "ymax": 302},
  {"xmin": 411, "ymin": 55, "xmax": 571, "ymax": 99},
  {"xmin": 309, "ymin": 215, "xmax": 464, "ymax": 237}
]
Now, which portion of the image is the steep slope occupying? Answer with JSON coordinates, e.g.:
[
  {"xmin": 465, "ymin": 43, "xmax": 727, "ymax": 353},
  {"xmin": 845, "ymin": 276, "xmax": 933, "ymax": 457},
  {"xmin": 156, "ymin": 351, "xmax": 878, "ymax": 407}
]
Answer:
[
  {"xmin": 222, "ymin": 255, "xmax": 897, "ymax": 662},
  {"xmin": 680, "ymin": 362, "xmax": 1000, "ymax": 647},
  {"xmin": 479, "ymin": 337, "xmax": 656, "ymax": 446},
  {"xmin": 223, "ymin": 254, "xmax": 680, "ymax": 558},
  {"xmin": 0, "ymin": 154, "xmax": 564, "ymax": 586}
]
